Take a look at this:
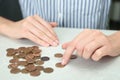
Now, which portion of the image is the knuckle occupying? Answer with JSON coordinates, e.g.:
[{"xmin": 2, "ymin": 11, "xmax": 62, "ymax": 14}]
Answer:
[
  {"xmin": 76, "ymin": 44, "xmax": 83, "ymax": 50},
  {"xmin": 22, "ymin": 20, "xmax": 29, "ymax": 27},
  {"xmin": 84, "ymin": 46, "xmax": 90, "ymax": 52},
  {"xmin": 26, "ymin": 16, "xmax": 34, "ymax": 21}
]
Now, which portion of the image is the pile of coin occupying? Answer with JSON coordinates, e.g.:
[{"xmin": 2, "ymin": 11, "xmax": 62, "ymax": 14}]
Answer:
[{"xmin": 6, "ymin": 46, "xmax": 53, "ymax": 77}]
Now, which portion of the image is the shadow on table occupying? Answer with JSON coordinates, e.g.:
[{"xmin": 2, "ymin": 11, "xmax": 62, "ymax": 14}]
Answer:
[{"xmin": 68, "ymin": 56, "xmax": 118, "ymax": 70}]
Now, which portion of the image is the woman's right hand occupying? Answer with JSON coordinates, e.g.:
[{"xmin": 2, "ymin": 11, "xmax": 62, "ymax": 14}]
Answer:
[{"xmin": 0, "ymin": 15, "xmax": 59, "ymax": 47}]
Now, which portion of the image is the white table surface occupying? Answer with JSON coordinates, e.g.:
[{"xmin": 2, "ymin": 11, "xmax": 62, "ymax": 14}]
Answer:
[{"xmin": 0, "ymin": 28, "xmax": 120, "ymax": 80}]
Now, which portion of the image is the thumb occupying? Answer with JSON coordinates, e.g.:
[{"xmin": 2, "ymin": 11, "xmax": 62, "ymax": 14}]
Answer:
[
  {"xmin": 91, "ymin": 47, "xmax": 107, "ymax": 61},
  {"xmin": 49, "ymin": 22, "xmax": 58, "ymax": 28}
]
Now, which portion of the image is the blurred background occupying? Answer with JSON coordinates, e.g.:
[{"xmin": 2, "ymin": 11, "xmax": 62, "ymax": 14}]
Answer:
[{"xmin": 110, "ymin": 0, "xmax": 120, "ymax": 30}]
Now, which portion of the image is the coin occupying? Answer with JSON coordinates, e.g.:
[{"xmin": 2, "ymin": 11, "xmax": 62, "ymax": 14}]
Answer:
[
  {"xmin": 36, "ymin": 66, "xmax": 44, "ymax": 71},
  {"xmin": 8, "ymin": 63, "xmax": 18, "ymax": 69},
  {"xmin": 54, "ymin": 53, "xmax": 63, "ymax": 58},
  {"xmin": 6, "ymin": 48, "xmax": 16, "ymax": 57},
  {"xmin": 18, "ymin": 53, "xmax": 26, "ymax": 58},
  {"xmin": 21, "ymin": 68, "xmax": 29, "ymax": 74},
  {"xmin": 70, "ymin": 54, "xmax": 77, "ymax": 59},
  {"xmin": 26, "ymin": 58, "xmax": 35, "ymax": 63},
  {"xmin": 35, "ymin": 60, "xmax": 44, "ymax": 65},
  {"xmin": 18, "ymin": 61, "xmax": 28, "ymax": 66},
  {"xmin": 41, "ymin": 56, "xmax": 50, "ymax": 61},
  {"xmin": 30, "ymin": 69, "xmax": 41, "ymax": 76},
  {"xmin": 25, "ymin": 64, "xmax": 36, "ymax": 72},
  {"xmin": 43, "ymin": 67, "xmax": 54, "ymax": 73},
  {"xmin": 10, "ymin": 68, "xmax": 20, "ymax": 74},
  {"xmin": 9, "ymin": 59, "xmax": 18, "ymax": 63},
  {"xmin": 25, "ymin": 54, "xmax": 34, "ymax": 59},
  {"xmin": 55, "ymin": 62, "xmax": 65, "ymax": 68}
]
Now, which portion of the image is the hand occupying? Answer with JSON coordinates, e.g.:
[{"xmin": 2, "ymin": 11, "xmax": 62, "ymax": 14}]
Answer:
[
  {"xmin": 0, "ymin": 15, "xmax": 59, "ymax": 47},
  {"xmin": 62, "ymin": 29, "xmax": 120, "ymax": 65}
]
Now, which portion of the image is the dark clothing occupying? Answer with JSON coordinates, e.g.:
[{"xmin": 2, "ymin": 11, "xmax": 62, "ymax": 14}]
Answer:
[{"xmin": 0, "ymin": 0, "xmax": 22, "ymax": 21}]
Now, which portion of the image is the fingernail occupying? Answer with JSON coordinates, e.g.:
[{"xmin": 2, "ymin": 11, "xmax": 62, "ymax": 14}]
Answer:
[
  {"xmin": 53, "ymin": 42, "xmax": 58, "ymax": 46},
  {"xmin": 55, "ymin": 40, "xmax": 59, "ymax": 44}
]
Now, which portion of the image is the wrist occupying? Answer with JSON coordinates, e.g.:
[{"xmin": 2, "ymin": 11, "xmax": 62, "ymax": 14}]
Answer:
[{"xmin": 0, "ymin": 17, "xmax": 14, "ymax": 34}]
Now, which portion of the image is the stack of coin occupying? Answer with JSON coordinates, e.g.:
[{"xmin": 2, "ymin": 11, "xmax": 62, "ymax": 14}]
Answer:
[{"xmin": 6, "ymin": 46, "xmax": 54, "ymax": 77}]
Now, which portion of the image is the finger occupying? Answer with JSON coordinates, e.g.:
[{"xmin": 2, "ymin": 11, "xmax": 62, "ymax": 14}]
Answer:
[
  {"xmin": 76, "ymin": 30, "xmax": 102, "ymax": 58},
  {"xmin": 24, "ymin": 22, "xmax": 58, "ymax": 46},
  {"xmin": 33, "ymin": 15, "xmax": 58, "ymax": 37},
  {"xmin": 27, "ymin": 16, "xmax": 59, "ymax": 44},
  {"xmin": 91, "ymin": 47, "xmax": 106, "ymax": 61},
  {"xmin": 49, "ymin": 22, "xmax": 58, "ymax": 27},
  {"xmin": 62, "ymin": 41, "xmax": 71, "ymax": 49},
  {"xmin": 75, "ymin": 30, "xmax": 96, "ymax": 57},
  {"xmin": 62, "ymin": 44, "xmax": 75, "ymax": 65},
  {"xmin": 25, "ymin": 32, "xmax": 49, "ymax": 47},
  {"xmin": 82, "ymin": 40, "xmax": 103, "ymax": 59}
]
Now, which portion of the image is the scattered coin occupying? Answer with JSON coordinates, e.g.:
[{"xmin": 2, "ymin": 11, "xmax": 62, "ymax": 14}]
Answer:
[
  {"xmin": 18, "ymin": 61, "xmax": 28, "ymax": 66},
  {"xmin": 21, "ymin": 68, "xmax": 29, "ymax": 74},
  {"xmin": 55, "ymin": 62, "xmax": 65, "ymax": 68},
  {"xmin": 41, "ymin": 56, "xmax": 50, "ymax": 61},
  {"xmin": 36, "ymin": 66, "xmax": 44, "ymax": 71},
  {"xmin": 9, "ymin": 58, "xmax": 18, "ymax": 63},
  {"xmin": 8, "ymin": 63, "xmax": 18, "ymax": 69},
  {"xmin": 43, "ymin": 67, "xmax": 54, "ymax": 73},
  {"xmin": 70, "ymin": 54, "xmax": 77, "ymax": 59},
  {"xmin": 35, "ymin": 60, "xmax": 44, "ymax": 65},
  {"xmin": 30, "ymin": 69, "xmax": 41, "ymax": 77},
  {"xmin": 10, "ymin": 68, "xmax": 20, "ymax": 74},
  {"xmin": 25, "ymin": 64, "xmax": 36, "ymax": 72},
  {"xmin": 54, "ymin": 53, "xmax": 63, "ymax": 58}
]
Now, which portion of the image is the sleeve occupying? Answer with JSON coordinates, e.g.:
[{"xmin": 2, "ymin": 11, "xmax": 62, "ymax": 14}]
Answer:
[{"xmin": 0, "ymin": 0, "xmax": 23, "ymax": 21}]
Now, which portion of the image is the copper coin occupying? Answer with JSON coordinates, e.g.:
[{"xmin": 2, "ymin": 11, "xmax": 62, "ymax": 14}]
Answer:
[
  {"xmin": 25, "ymin": 54, "xmax": 34, "ymax": 59},
  {"xmin": 55, "ymin": 62, "xmax": 65, "ymax": 68},
  {"xmin": 36, "ymin": 66, "xmax": 44, "ymax": 71},
  {"xmin": 43, "ymin": 67, "xmax": 54, "ymax": 73},
  {"xmin": 18, "ymin": 61, "xmax": 28, "ymax": 66},
  {"xmin": 33, "ymin": 56, "xmax": 41, "ymax": 60},
  {"xmin": 54, "ymin": 53, "xmax": 63, "ymax": 58},
  {"xmin": 30, "ymin": 69, "xmax": 41, "ymax": 77},
  {"xmin": 33, "ymin": 53, "xmax": 41, "ymax": 57},
  {"xmin": 9, "ymin": 59, "xmax": 18, "ymax": 63},
  {"xmin": 6, "ymin": 48, "xmax": 15, "ymax": 53},
  {"xmin": 41, "ymin": 56, "xmax": 50, "ymax": 61},
  {"xmin": 10, "ymin": 68, "xmax": 20, "ymax": 74},
  {"xmin": 6, "ymin": 48, "xmax": 16, "ymax": 57},
  {"xmin": 18, "ymin": 53, "xmax": 26, "ymax": 58},
  {"xmin": 70, "ymin": 54, "xmax": 77, "ymax": 59},
  {"xmin": 35, "ymin": 60, "xmax": 44, "ymax": 65},
  {"xmin": 21, "ymin": 68, "xmax": 29, "ymax": 74},
  {"xmin": 25, "ymin": 64, "xmax": 36, "ymax": 72},
  {"xmin": 32, "ymin": 46, "xmax": 39, "ymax": 49},
  {"xmin": 13, "ymin": 55, "xmax": 19, "ymax": 59},
  {"xmin": 8, "ymin": 63, "xmax": 18, "ymax": 69},
  {"xmin": 26, "ymin": 58, "xmax": 35, "ymax": 63}
]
